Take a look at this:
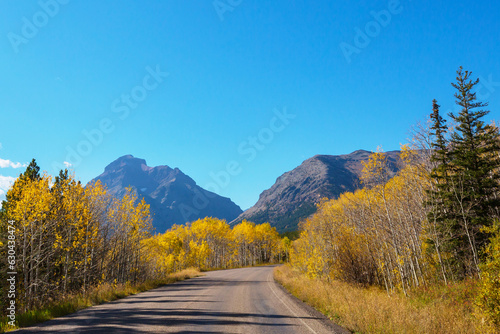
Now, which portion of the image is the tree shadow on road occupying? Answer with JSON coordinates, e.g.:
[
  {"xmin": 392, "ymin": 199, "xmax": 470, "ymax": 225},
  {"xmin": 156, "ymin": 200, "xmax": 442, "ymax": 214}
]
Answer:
[{"xmin": 14, "ymin": 306, "xmax": 321, "ymax": 333}]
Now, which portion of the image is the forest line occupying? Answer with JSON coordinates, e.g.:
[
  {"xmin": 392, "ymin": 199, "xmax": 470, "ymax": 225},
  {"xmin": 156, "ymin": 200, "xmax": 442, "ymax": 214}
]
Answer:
[
  {"xmin": 0, "ymin": 164, "xmax": 285, "ymax": 322},
  {"xmin": 286, "ymin": 68, "xmax": 500, "ymax": 329}
]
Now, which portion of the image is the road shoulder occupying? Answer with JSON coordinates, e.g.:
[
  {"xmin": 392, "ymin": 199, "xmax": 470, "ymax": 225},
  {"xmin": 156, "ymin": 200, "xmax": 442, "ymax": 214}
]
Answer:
[{"xmin": 272, "ymin": 266, "xmax": 352, "ymax": 334}]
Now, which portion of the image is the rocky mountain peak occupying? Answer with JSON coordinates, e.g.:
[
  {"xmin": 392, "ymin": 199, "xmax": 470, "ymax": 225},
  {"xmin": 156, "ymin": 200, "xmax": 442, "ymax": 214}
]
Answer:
[
  {"xmin": 233, "ymin": 150, "xmax": 400, "ymax": 232},
  {"xmin": 90, "ymin": 155, "xmax": 242, "ymax": 232}
]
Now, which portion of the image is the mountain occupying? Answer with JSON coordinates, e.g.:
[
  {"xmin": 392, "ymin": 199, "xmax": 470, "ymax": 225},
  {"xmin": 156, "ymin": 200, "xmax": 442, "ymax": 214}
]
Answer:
[
  {"xmin": 233, "ymin": 150, "xmax": 400, "ymax": 232},
  {"xmin": 89, "ymin": 155, "xmax": 243, "ymax": 232}
]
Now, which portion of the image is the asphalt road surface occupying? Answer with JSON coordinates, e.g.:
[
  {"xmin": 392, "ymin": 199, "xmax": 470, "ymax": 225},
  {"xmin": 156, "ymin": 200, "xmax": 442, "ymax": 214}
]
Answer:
[{"xmin": 15, "ymin": 266, "xmax": 349, "ymax": 333}]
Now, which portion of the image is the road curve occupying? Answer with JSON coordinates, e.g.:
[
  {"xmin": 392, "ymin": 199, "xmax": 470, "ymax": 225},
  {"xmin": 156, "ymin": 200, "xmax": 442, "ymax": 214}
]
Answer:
[{"xmin": 15, "ymin": 265, "xmax": 349, "ymax": 333}]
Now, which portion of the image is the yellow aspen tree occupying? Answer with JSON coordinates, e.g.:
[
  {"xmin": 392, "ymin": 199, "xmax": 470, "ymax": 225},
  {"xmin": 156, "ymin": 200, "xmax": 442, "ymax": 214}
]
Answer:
[{"xmin": 9, "ymin": 174, "xmax": 53, "ymax": 311}]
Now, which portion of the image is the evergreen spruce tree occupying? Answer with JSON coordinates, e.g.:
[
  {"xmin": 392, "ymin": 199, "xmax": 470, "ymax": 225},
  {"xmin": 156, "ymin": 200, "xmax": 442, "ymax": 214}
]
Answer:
[
  {"xmin": 446, "ymin": 67, "xmax": 500, "ymax": 277},
  {"xmin": 428, "ymin": 99, "xmax": 451, "ymax": 219},
  {"xmin": 22, "ymin": 159, "xmax": 41, "ymax": 182},
  {"xmin": 426, "ymin": 100, "xmax": 455, "ymax": 281}
]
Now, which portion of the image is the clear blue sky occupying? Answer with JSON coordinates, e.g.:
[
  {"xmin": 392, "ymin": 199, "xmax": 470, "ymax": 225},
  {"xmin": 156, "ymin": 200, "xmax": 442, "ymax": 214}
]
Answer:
[{"xmin": 1, "ymin": 0, "xmax": 500, "ymax": 210}]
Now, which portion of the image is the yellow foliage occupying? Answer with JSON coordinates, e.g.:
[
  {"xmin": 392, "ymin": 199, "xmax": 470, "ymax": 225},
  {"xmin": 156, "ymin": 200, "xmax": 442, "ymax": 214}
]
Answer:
[
  {"xmin": 1, "ymin": 170, "xmax": 154, "ymax": 312},
  {"xmin": 476, "ymin": 221, "xmax": 500, "ymax": 326},
  {"xmin": 290, "ymin": 148, "xmax": 429, "ymax": 291},
  {"xmin": 142, "ymin": 217, "xmax": 283, "ymax": 274}
]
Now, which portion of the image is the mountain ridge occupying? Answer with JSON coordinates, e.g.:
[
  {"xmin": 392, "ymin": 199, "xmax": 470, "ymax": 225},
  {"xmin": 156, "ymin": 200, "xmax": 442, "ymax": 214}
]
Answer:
[
  {"xmin": 232, "ymin": 149, "xmax": 400, "ymax": 232},
  {"xmin": 89, "ymin": 155, "xmax": 243, "ymax": 233}
]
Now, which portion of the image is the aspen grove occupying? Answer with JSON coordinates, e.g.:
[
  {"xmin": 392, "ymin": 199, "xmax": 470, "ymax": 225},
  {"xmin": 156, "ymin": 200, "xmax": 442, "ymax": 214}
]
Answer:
[
  {"xmin": 288, "ymin": 68, "xmax": 500, "ymax": 325},
  {"xmin": 0, "ymin": 162, "xmax": 285, "ymax": 317}
]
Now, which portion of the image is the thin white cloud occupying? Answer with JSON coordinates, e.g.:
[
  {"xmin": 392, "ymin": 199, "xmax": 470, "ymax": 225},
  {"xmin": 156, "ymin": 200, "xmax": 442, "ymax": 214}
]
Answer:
[
  {"xmin": 0, "ymin": 175, "xmax": 16, "ymax": 203},
  {"xmin": 63, "ymin": 161, "xmax": 72, "ymax": 168},
  {"xmin": 0, "ymin": 175, "xmax": 16, "ymax": 189},
  {"xmin": 0, "ymin": 158, "xmax": 26, "ymax": 169}
]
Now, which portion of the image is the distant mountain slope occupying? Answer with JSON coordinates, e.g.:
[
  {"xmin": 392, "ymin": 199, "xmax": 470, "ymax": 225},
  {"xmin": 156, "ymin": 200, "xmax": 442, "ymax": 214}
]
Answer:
[
  {"xmin": 89, "ymin": 155, "xmax": 243, "ymax": 233},
  {"xmin": 233, "ymin": 150, "xmax": 400, "ymax": 232}
]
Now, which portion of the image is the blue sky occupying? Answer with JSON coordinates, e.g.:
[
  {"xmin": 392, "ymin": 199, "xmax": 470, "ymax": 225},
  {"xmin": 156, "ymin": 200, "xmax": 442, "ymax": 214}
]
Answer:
[{"xmin": 1, "ymin": 0, "xmax": 499, "ymax": 210}]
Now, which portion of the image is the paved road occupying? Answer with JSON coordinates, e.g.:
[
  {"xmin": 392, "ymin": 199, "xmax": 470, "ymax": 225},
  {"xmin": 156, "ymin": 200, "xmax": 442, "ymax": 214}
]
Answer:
[{"xmin": 15, "ymin": 266, "xmax": 349, "ymax": 333}]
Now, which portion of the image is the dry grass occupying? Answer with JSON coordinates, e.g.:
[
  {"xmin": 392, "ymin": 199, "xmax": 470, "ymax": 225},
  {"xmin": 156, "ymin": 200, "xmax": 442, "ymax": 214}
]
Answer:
[
  {"xmin": 274, "ymin": 265, "xmax": 498, "ymax": 334},
  {"xmin": 0, "ymin": 268, "xmax": 201, "ymax": 333}
]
